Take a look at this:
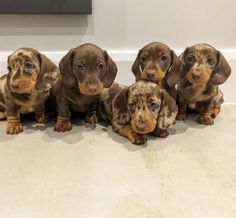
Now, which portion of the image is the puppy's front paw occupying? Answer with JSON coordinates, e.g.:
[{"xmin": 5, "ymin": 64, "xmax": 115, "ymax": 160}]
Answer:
[
  {"xmin": 127, "ymin": 130, "xmax": 147, "ymax": 145},
  {"xmin": 153, "ymin": 128, "xmax": 169, "ymax": 138},
  {"xmin": 197, "ymin": 114, "xmax": 214, "ymax": 125},
  {"xmin": 6, "ymin": 122, "xmax": 23, "ymax": 134},
  {"xmin": 211, "ymin": 107, "xmax": 220, "ymax": 118},
  {"xmin": 35, "ymin": 113, "xmax": 49, "ymax": 124},
  {"xmin": 176, "ymin": 111, "xmax": 187, "ymax": 121},
  {"xmin": 86, "ymin": 112, "xmax": 98, "ymax": 125},
  {"xmin": 54, "ymin": 116, "xmax": 72, "ymax": 132}
]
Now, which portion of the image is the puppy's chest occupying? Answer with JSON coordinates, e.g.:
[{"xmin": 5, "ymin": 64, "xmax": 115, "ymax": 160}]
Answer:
[
  {"xmin": 68, "ymin": 94, "xmax": 99, "ymax": 112},
  {"xmin": 15, "ymin": 91, "xmax": 49, "ymax": 113},
  {"xmin": 181, "ymin": 83, "xmax": 213, "ymax": 103}
]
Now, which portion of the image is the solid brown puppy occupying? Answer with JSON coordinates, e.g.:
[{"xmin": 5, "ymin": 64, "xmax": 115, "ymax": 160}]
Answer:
[
  {"xmin": 99, "ymin": 80, "xmax": 177, "ymax": 145},
  {"xmin": 0, "ymin": 48, "xmax": 60, "ymax": 134},
  {"xmin": 54, "ymin": 43, "xmax": 117, "ymax": 132},
  {"xmin": 177, "ymin": 43, "xmax": 231, "ymax": 125},
  {"xmin": 132, "ymin": 42, "xmax": 182, "ymax": 99}
]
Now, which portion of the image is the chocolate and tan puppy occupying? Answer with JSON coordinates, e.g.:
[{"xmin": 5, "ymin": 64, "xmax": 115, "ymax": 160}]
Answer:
[
  {"xmin": 177, "ymin": 43, "xmax": 231, "ymax": 125},
  {"xmin": 0, "ymin": 48, "xmax": 60, "ymax": 134},
  {"xmin": 99, "ymin": 80, "xmax": 178, "ymax": 145},
  {"xmin": 54, "ymin": 43, "xmax": 117, "ymax": 132},
  {"xmin": 132, "ymin": 42, "xmax": 182, "ymax": 99}
]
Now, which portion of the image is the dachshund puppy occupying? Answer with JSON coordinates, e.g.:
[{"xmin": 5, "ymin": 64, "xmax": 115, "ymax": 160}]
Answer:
[
  {"xmin": 132, "ymin": 42, "xmax": 182, "ymax": 99},
  {"xmin": 99, "ymin": 80, "xmax": 178, "ymax": 145},
  {"xmin": 54, "ymin": 43, "xmax": 117, "ymax": 132},
  {"xmin": 0, "ymin": 48, "xmax": 60, "ymax": 134},
  {"xmin": 177, "ymin": 43, "xmax": 231, "ymax": 125}
]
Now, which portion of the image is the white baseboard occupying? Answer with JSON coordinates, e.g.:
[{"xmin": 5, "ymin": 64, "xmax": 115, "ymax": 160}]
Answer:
[{"xmin": 1, "ymin": 49, "xmax": 236, "ymax": 103}]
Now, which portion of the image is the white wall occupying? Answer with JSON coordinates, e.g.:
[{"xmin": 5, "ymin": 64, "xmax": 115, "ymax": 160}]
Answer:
[{"xmin": 0, "ymin": 0, "xmax": 235, "ymax": 102}]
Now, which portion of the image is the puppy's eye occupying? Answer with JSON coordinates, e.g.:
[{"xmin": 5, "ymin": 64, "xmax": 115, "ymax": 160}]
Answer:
[
  {"xmin": 149, "ymin": 102, "xmax": 158, "ymax": 110},
  {"xmin": 128, "ymin": 102, "xmax": 136, "ymax": 111},
  {"xmin": 160, "ymin": 55, "xmax": 167, "ymax": 62},
  {"xmin": 98, "ymin": 63, "xmax": 105, "ymax": 71},
  {"xmin": 207, "ymin": 56, "xmax": 215, "ymax": 65},
  {"xmin": 24, "ymin": 62, "xmax": 32, "ymax": 69},
  {"xmin": 141, "ymin": 55, "xmax": 147, "ymax": 63},
  {"xmin": 77, "ymin": 63, "xmax": 84, "ymax": 71},
  {"xmin": 186, "ymin": 55, "xmax": 194, "ymax": 63},
  {"xmin": 7, "ymin": 66, "xmax": 12, "ymax": 71}
]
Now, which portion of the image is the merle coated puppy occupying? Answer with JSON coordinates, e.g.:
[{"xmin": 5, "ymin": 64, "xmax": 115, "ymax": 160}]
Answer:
[
  {"xmin": 0, "ymin": 48, "xmax": 60, "ymax": 134},
  {"xmin": 131, "ymin": 42, "xmax": 182, "ymax": 99},
  {"xmin": 99, "ymin": 80, "xmax": 178, "ymax": 145},
  {"xmin": 177, "ymin": 43, "xmax": 231, "ymax": 125},
  {"xmin": 54, "ymin": 43, "xmax": 117, "ymax": 132}
]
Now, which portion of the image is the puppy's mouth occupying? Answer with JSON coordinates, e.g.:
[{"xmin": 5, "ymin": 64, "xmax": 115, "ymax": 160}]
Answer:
[
  {"xmin": 141, "ymin": 69, "xmax": 165, "ymax": 83},
  {"xmin": 79, "ymin": 82, "xmax": 104, "ymax": 96},
  {"xmin": 187, "ymin": 69, "xmax": 210, "ymax": 85},
  {"xmin": 131, "ymin": 118, "xmax": 157, "ymax": 134}
]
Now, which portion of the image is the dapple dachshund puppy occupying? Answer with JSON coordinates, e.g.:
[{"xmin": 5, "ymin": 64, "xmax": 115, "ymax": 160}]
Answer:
[
  {"xmin": 0, "ymin": 48, "xmax": 60, "ymax": 134},
  {"xmin": 54, "ymin": 43, "xmax": 117, "ymax": 132},
  {"xmin": 177, "ymin": 43, "xmax": 231, "ymax": 125},
  {"xmin": 99, "ymin": 80, "xmax": 178, "ymax": 145},
  {"xmin": 131, "ymin": 42, "xmax": 182, "ymax": 99}
]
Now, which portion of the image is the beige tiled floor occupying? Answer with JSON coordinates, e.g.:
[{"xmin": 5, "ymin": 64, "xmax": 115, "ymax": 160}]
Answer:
[{"xmin": 0, "ymin": 105, "xmax": 236, "ymax": 218}]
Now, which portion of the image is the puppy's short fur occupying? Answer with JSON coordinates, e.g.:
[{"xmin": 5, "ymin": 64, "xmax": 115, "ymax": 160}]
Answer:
[
  {"xmin": 54, "ymin": 43, "xmax": 117, "ymax": 132},
  {"xmin": 132, "ymin": 42, "xmax": 182, "ymax": 99},
  {"xmin": 0, "ymin": 48, "xmax": 60, "ymax": 134},
  {"xmin": 177, "ymin": 43, "xmax": 231, "ymax": 125},
  {"xmin": 99, "ymin": 80, "xmax": 178, "ymax": 145}
]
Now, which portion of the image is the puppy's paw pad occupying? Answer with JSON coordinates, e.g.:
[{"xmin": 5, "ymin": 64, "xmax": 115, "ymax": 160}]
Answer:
[
  {"xmin": 197, "ymin": 115, "xmax": 214, "ymax": 125},
  {"xmin": 6, "ymin": 123, "xmax": 23, "ymax": 134},
  {"xmin": 176, "ymin": 112, "xmax": 187, "ymax": 121},
  {"xmin": 54, "ymin": 120, "xmax": 72, "ymax": 132}
]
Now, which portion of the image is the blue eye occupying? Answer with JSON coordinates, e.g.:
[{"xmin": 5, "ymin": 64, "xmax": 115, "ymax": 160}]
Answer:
[
  {"xmin": 149, "ymin": 102, "xmax": 158, "ymax": 110},
  {"xmin": 24, "ymin": 62, "xmax": 32, "ymax": 69}
]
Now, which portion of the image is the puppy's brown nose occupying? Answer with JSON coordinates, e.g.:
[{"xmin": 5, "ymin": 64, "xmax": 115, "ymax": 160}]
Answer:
[
  {"xmin": 146, "ymin": 69, "xmax": 156, "ymax": 79},
  {"xmin": 11, "ymin": 80, "xmax": 20, "ymax": 90},
  {"xmin": 88, "ymin": 84, "xmax": 98, "ymax": 94},
  {"xmin": 192, "ymin": 72, "xmax": 201, "ymax": 80}
]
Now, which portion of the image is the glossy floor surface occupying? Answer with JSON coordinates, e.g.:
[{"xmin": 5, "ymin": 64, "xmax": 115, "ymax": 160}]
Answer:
[{"xmin": 0, "ymin": 105, "xmax": 236, "ymax": 218}]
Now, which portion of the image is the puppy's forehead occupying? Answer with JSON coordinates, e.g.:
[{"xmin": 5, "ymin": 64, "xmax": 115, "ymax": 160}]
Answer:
[
  {"xmin": 141, "ymin": 42, "xmax": 170, "ymax": 55},
  {"xmin": 129, "ymin": 81, "xmax": 157, "ymax": 97},
  {"xmin": 188, "ymin": 43, "xmax": 217, "ymax": 56},
  {"xmin": 9, "ymin": 49, "xmax": 38, "ymax": 63},
  {"xmin": 74, "ymin": 44, "xmax": 105, "ymax": 61}
]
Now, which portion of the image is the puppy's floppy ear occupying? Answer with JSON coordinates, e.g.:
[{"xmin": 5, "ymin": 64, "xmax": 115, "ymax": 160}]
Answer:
[
  {"xmin": 59, "ymin": 49, "xmax": 76, "ymax": 88},
  {"xmin": 211, "ymin": 51, "xmax": 231, "ymax": 85},
  {"xmin": 131, "ymin": 50, "xmax": 141, "ymax": 81},
  {"xmin": 157, "ymin": 89, "xmax": 178, "ymax": 130},
  {"xmin": 166, "ymin": 50, "xmax": 182, "ymax": 87},
  {"xmin": 36, "ymin": 53, "xmax": 60, "ymax": 91},
  {"xmin": 104, "ymin": 51, "xmax": 117, "ymax": 88},
  {"xmin": 112, "ymin": 87, "xmax": 130, "ymax": 125}
]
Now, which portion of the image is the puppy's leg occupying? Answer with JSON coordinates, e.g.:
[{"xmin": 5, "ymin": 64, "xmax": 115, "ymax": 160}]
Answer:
[
  {"xmin": 54, "ymin": 97, "xmax": 72, "ymax": 132},
  {"xmin": 112, "ymin": 120, "xmax": 147, "ymax": 145},
  {"xmin": 176, "ymin": 94, "xmax": 188, "ymax": 121},
  {"xmin": 5, "ymin": 99, "xmax": 22, "ymax": 134},
  {"xmin": 86, "ymin": 102, "xmax": 99, "ymax": 125},
  {"xmin": 211, "ymin": 106, "xmax": 221, "ymax": 118},
  {"xmin": 35, "ymin": 103, "xmax": 49, "ymax": 124},
  {"xmin": 197, "ymin": 100, "xmax": 214, "ymax": 125}
]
